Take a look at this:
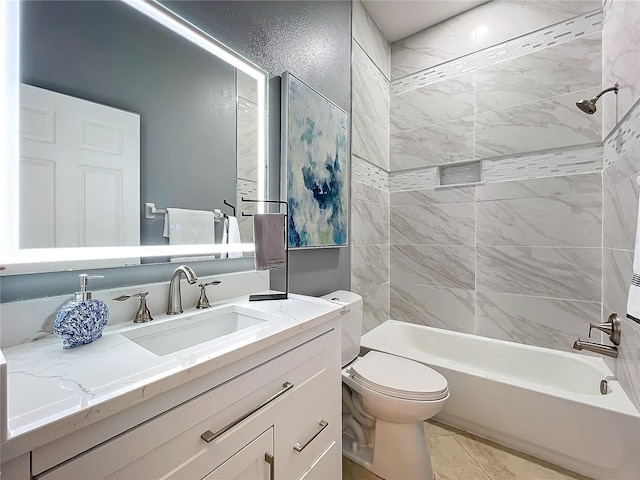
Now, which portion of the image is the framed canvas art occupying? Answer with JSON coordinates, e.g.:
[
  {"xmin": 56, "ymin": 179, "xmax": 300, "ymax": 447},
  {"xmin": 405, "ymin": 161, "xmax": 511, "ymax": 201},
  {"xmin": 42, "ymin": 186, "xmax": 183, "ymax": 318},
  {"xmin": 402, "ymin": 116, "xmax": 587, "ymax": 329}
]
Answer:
[{"xmin": 281, "ymin": 71, "xmax": 349, "ymax": 248}]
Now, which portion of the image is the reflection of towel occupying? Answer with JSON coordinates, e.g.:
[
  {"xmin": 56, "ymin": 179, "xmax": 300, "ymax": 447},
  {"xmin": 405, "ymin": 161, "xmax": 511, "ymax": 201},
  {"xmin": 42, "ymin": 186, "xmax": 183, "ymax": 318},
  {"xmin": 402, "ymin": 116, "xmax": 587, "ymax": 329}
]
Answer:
[
  {"xmin": 221, "ymin": 216, "xmax": 243, "ymax": 259},
  {"xmin": 227, "ymin": 216, "xmax": 242, "ymax": 259},
  {"xmin": 253, "ymin": 214, "xmax": 285, "ymax": 270},
  {"xmin": 627, "ymin": 177, "xmax": 640, "ymax": 323},
  {"xmin": 163, "ymin": 208, "xmax": 215, "ymax": 245}
]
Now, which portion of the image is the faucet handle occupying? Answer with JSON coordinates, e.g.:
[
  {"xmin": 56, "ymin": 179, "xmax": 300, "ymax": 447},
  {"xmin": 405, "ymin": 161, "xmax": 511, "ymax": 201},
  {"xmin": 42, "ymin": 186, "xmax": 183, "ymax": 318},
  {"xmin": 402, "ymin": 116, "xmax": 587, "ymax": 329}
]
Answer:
[
  {"xmin": 196, "ymin": 281, "xmax": 221, "ymax": 309},
  {"xmin": 114, "ymin": 292, "xmax": 153, "ymax": 323},
  {"xmin": 588, "ymin": 313, "xmax": 621, "ymax": 345}
]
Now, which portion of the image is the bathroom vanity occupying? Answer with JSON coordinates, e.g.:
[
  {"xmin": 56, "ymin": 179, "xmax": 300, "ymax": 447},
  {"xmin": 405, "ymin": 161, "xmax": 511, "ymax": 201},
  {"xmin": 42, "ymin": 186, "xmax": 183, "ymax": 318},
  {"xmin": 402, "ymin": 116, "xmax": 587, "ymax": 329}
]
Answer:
[{"xmin": 0, "ymin": 292, "xmax": 343, "ymax": 480}]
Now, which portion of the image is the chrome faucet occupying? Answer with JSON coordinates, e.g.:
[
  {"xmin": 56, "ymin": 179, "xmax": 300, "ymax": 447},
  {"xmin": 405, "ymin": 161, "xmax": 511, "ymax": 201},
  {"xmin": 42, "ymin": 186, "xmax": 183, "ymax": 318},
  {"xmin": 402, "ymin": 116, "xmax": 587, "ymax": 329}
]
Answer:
[
  {"xmin": 167, "ymin": 265, "xmax": 198, "ymax": 315},
  {"xmin": 572, "ymin": 313, "xmax": 621, "ymax": 358}
]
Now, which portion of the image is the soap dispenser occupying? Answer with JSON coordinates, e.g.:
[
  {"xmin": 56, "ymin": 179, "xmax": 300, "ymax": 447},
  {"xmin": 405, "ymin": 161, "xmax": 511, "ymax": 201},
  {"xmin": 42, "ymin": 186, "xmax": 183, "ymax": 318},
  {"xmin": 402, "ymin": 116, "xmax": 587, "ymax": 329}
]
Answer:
[{"xmin": 54, "ymin": 274, "xmax": 109, "ymax": 349}]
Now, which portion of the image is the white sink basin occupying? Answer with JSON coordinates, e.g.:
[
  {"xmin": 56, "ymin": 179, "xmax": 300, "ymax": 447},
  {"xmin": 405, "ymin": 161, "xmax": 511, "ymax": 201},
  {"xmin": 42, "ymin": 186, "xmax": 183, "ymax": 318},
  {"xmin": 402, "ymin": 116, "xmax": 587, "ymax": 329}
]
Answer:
[{"xmin": 121, "ymin": 305, "xmax": 278, "ymax": 356}]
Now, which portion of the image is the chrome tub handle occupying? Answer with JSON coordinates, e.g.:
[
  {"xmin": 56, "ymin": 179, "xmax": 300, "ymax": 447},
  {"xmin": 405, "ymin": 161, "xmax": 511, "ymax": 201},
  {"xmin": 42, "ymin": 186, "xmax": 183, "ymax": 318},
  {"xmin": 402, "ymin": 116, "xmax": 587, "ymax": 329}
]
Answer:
[
  {"xmin": 201, "ymin": 382, "xmax": 294, "ymax": 443},
  {"xmin": 293, "ymin": 420, "xmax": 328, "ymax": 452}
]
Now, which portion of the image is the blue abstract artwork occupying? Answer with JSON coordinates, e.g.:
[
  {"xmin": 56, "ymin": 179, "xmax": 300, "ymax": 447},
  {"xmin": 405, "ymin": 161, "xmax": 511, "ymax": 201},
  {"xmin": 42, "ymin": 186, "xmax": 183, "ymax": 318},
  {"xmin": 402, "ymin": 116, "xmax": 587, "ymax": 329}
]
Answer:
[{"xmin": 282, "ymin": 72, "xmax": 349, "ymax": 248}]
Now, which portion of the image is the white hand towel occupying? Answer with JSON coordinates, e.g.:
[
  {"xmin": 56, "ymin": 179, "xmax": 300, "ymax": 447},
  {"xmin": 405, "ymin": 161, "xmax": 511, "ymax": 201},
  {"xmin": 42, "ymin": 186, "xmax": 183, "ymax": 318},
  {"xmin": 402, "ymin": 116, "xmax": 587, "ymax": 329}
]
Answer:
[
  {"xmin": 627, "ymin": 176, "xmax": 640, "ymax": 323},
  {"xmin": 220, "ymin": 218, "xmax": 229, "ymax": 259},
  {"xmin": 227, "ymin": 216, "xmax": 243, "ymax": 259},
  {"xmin": 164, "ymin": 208, "xmax": 215, "ymax": 245},
  {"xmin": 219, "ymin": 216, "xmax": 243, "ymax": 259}
]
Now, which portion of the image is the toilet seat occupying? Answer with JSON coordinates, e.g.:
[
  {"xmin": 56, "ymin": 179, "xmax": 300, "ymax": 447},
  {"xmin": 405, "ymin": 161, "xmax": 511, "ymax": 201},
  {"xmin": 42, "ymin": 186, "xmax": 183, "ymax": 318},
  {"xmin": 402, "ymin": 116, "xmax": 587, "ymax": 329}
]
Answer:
[{"xmin": 348, "ymin": 351, "xmax": 448, "ymax": 401}]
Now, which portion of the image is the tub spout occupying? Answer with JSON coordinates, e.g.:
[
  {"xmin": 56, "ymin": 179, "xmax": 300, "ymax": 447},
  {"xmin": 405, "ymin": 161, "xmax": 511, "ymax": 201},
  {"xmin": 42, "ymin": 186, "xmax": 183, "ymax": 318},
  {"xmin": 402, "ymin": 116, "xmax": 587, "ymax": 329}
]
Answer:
[{"xmin": 572, "ymin": 339, "xmax": 618, "ymax": 358}]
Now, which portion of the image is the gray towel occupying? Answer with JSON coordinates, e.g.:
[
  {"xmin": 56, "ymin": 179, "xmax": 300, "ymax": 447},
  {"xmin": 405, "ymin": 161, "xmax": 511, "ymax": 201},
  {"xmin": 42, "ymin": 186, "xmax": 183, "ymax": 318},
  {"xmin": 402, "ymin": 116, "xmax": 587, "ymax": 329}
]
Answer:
[{"xmin": 253, "ymin": 214, "xmax": 286, "ymax": 270}]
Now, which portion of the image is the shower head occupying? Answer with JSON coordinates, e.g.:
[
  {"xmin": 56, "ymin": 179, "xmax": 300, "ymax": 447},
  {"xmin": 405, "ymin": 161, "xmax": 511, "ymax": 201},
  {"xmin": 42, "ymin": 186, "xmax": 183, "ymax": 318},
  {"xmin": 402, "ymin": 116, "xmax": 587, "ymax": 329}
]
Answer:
[
  {"xmin": 576, "ymin": 98, "xmax": 597, "ymax": 114},
  {"xmin": 575, "ymin": 82, "xmax": 619, "ymax": 114}
]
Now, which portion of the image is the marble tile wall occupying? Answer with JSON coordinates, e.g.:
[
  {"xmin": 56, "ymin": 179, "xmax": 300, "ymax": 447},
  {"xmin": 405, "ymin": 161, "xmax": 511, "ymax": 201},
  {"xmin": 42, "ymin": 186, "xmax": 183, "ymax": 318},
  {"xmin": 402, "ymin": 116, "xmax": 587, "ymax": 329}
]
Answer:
[
  {"xmin": 474, "ymin": 86, "xmax": 602, "ymax": 158},
  {"xmin": 474, "ymin": 34, "xmax": 602, "ymax": 113},
  {"xmin": 390, "ymin": 73, "xmax": 474, "ymax": 134},
  {"xmin": 352, "ymin": 41, "xmax": 389, "ymax": 171},
  {"xmin": 385, "ymin": 2, "xmax": 609, "ymax": 354},
  {"xmin": 482, "ymin": 145, "xmax": 603, "ymax": 182},
  {"xmin": 237, "ymin": 179, "xmax": 257, "ymax": 246},
  {"xmin": 602, "ymin": 97, "xmax": 640, "ymax": 410},
  {"xmin": 351, "ymin": 157, "xmax": 390, "ymax": 333},
  {"xmin": 602, "ymin": 0, "xmax": 640, "ymax": 137},
  {"xmin": 389, "ymin": 173, "xmax": 603, "ymax": 353},
  {"xmin": 389, "ymin": 144, "xmax": 604, "ymax": 192},
  {"xmin": 390, "ymin": 7, "xmax": 603, "ymax": 172},
  {"xmin": 391, "ymin": 11, "xmax": 603, "ymax": 95},
  {"xmin": 390, "ymin": 0, "xmax": 601, "ymax": 81},
  {"xmin": 475, "ymin": 173, "xmax": 603, "ymax": 352},
  {"xmin": 352, "ymin": 0, "xmax": 389, "ymax": 79},
  {"xmin": 350, "ymin": 2, "xmax": 391, "ymax": 333},
  {"xmin": 390, "ymin": 186, "xmax": 476, "ymax": 334},
  {"xmin": 384, "ymin": 0, "xmax": 640, "ymax": 411},
  {"xmin": 236, "ymin": 74, "xmax": 258, "ymax": 245}
]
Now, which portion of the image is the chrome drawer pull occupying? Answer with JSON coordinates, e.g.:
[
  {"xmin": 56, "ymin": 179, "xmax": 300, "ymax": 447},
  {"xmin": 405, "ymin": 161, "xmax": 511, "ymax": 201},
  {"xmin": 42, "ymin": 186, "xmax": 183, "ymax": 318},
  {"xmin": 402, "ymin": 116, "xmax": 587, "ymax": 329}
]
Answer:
[
  {"xmin": 293, "ymin": 420, "xmax": 328, "ymax": 452},
  {"xmin": 265, "ymin": 453, "xmax": 275, "ymax": 480},
  {"xmin": 201, "ymin": 382, "xmax": 294, "ymax": 443}
]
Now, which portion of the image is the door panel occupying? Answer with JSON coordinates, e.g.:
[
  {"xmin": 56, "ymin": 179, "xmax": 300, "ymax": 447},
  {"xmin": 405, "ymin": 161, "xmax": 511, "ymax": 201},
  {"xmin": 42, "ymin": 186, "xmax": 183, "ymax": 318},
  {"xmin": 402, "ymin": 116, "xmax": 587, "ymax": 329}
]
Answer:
[{"xmin": 19, "ymin": 84, "xmax": 140, "ymax": 251}]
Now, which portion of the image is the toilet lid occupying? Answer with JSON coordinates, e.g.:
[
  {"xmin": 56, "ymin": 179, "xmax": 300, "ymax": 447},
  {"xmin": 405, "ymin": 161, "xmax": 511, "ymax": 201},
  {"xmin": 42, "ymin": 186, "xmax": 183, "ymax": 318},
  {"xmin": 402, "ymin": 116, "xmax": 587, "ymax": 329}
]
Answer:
[{"xmin": 350, "ymin": 351, "xmax": 448, "ymax": 401}]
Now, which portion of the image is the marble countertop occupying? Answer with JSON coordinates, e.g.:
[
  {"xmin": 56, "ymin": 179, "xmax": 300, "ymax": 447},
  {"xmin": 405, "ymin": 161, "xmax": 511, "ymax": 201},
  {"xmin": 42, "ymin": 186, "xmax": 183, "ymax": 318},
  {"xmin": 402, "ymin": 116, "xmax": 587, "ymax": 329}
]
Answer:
[{"xmin": 0, "ymin": 293, "xmax": 343, "ymax": 460}]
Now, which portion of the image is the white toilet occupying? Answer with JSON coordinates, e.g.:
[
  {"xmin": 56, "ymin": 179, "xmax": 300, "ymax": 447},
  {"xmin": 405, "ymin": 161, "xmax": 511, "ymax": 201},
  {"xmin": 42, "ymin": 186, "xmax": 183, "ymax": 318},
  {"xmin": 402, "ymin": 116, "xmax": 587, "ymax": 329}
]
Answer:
[{"xmin": 322, "ymin": 291, "xmax": 449, "ymax": 480}]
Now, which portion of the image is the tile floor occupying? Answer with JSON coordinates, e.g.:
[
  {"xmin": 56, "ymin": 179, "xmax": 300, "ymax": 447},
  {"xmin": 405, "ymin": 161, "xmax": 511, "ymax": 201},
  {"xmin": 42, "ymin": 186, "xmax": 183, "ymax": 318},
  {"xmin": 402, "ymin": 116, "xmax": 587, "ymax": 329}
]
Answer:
[{"xmin": 342, "ymin": 419, "xmax": 591, "ymax": 480}]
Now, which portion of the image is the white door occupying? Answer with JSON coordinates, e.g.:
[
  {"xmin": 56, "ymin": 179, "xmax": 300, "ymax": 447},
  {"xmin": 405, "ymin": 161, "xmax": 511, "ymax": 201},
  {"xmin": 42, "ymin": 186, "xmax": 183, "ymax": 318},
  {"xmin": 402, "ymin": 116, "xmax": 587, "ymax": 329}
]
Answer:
[
  {"xmin": 202, "ymin": 429, "xmax": 273, "ymax": 480},
  {"xmin": 19, "ymin": 84, "xmax": 140, "ymax": 249}
]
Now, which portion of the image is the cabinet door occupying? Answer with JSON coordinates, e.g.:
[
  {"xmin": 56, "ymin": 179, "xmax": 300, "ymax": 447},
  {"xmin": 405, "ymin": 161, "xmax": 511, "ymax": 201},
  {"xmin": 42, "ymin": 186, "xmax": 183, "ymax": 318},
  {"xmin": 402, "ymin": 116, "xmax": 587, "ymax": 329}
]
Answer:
[
  {"xmin": 274, "ymin": 380, "xmax": 341, "ymax": 480},
  {"xmin": 299, "ymin": 442, "xmax": 341, "ymax": 480},
  {"xmin": 203, "ymin": 429, "xmax": 273, "ymax": 480}
]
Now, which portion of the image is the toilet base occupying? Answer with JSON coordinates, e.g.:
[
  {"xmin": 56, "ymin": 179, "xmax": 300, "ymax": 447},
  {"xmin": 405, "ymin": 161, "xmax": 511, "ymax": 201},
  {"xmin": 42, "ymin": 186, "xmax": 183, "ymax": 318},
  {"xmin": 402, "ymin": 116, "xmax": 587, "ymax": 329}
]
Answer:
[{"xmin": 343, "ymin": 419, "xmax": 435, "ymax": 480}]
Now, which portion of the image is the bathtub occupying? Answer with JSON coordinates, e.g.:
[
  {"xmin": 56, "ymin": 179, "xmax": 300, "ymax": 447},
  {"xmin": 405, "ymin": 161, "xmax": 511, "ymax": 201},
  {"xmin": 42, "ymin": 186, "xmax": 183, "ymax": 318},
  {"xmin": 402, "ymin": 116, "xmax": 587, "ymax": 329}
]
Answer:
[{"xmin": 360, "ymin": 320, "xmax": 640, "ymax": 480}]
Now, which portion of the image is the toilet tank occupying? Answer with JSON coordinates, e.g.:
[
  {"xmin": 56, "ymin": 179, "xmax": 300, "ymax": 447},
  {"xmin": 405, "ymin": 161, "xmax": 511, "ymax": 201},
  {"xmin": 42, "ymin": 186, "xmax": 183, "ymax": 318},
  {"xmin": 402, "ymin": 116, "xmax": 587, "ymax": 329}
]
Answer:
[{"xmin": 321, "ymin": 291, "xmax": 363, "ymax": 367}]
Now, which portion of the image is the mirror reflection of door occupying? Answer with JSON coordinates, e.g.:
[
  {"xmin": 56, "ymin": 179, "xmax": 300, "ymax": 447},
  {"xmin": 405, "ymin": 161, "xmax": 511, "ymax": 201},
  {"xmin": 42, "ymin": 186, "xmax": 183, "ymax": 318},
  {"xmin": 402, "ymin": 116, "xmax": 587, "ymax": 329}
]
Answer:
[{"xmin": 19, "ymin": 84, "xmax": 140, "ymax": 251}]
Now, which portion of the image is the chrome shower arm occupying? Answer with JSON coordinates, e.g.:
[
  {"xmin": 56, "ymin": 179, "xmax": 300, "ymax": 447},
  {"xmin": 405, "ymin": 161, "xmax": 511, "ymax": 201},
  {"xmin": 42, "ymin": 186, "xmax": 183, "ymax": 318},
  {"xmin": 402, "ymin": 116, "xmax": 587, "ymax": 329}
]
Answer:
[{"xmin": 593, "ymin": 82, "xmax": 619, "ymax": 101}]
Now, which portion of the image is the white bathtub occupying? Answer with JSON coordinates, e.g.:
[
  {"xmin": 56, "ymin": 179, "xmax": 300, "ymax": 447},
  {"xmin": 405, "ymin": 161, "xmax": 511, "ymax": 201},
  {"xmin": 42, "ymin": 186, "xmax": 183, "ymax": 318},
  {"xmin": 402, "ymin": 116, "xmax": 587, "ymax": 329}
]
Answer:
[{"xmin": 360, "ymin": 320, "xmax": 640, "ymax": 480}]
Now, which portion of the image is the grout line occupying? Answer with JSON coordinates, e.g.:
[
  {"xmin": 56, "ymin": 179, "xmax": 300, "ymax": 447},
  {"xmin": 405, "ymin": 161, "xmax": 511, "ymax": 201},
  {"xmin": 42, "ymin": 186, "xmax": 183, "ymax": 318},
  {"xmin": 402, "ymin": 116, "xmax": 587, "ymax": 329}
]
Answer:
[
  {"xmin": 601, "ymin": 168, "xmax": 605, "ymax": 325},
  {"xmin": 451, "ymin": 435, "xmax": 495, "ymax": 480},
  {"xmin": 352, "ymin": 37, "xmax": 389, "ymax": 84}
]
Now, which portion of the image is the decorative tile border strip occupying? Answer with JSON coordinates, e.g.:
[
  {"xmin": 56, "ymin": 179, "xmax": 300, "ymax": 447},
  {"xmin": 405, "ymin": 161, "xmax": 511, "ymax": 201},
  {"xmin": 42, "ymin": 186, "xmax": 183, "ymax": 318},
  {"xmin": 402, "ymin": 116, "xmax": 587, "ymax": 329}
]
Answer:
[
  {"xmin": 389, "ymin": 145, "xmax": 603, "ymax": 192},
  {"xmin": 483, "ymin": 144, "xmax": 603, "ymax": 183},
  {"xmin": 391, "ymin": 9, "xmax": 603, "ymax": 95},
  {"xmin": 603, "ymin": 99, "xmax": 640, "ymax": 169},
  {"xmin": 237, "ymin": 96, "xmax": 257, "ymax": 113},
  {"xmin": 389, "ymin": 166, "xmax": 438, "ymax": 192},
  {"xmin": 237, "ymin": 178, "xmax": 258, "ymax": 198},
  {"xmin": 352, "ymin": 155, "xmax": 389, "ymax": 191}
]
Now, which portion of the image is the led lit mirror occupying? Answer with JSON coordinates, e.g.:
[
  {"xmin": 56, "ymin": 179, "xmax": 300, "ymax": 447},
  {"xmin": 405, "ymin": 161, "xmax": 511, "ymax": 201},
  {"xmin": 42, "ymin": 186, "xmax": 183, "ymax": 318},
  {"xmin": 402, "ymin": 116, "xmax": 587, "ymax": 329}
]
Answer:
[{"xmin": 0, "ymin": 0, "xmax": 266, "ymax": 274}]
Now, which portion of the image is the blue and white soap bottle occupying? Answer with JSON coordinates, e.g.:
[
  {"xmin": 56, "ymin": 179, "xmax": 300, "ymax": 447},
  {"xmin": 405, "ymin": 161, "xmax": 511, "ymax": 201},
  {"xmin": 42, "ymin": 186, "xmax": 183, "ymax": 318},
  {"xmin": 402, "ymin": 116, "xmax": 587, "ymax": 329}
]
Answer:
[{"xmin": 54, "ymin": 274, "xmax": 109, "ymax": 349}]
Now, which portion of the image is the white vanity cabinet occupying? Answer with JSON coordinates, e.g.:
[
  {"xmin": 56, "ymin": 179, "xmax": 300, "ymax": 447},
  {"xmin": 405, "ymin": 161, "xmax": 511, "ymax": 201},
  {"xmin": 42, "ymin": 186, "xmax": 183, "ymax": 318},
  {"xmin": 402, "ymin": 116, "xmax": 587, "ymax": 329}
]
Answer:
[
  {"xmin": 204, "ymin": 376, "xmax": 342, "ymax": 480},
  {"xmin": 19, "ymin": 322, "xmax": 341, "ymax": 480},
  {"xmin": 203, "ymin": 429, "xmax": 273, "ymax": 480}
]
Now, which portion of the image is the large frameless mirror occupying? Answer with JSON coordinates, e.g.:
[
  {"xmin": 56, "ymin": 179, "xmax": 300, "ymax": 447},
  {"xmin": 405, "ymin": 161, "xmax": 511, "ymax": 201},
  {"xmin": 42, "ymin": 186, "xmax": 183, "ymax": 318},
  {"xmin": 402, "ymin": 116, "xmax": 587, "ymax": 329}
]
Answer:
[{"xmin": 0, "ymin": 0, "xmax": 267, "ymax": 274}]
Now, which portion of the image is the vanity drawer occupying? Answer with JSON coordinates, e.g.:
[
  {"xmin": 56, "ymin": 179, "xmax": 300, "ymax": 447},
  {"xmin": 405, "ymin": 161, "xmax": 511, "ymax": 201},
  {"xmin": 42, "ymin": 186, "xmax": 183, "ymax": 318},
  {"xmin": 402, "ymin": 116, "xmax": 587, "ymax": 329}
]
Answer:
[
  {"xmin": 274, "ymin": 379, "xmax": 341, "ymax": 480},
  {"xmin": 35, "ymin": 328, "xmax": 339, "ymax": 480}
]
